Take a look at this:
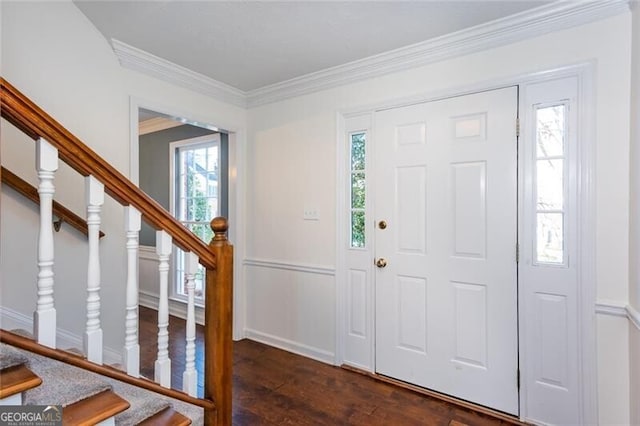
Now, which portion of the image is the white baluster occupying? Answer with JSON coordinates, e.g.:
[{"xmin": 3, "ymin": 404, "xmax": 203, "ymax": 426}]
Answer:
[
  {"xmin": 155, "ymin": 230, "xmax": 172, "ymax": 387},
  {"xmin": 34, "ymin": 138, "xmax": 58, "ymax": 348},
  {"xmin": 183, "ymin": 252, "xmax": 199, "ymax": 396},
  {"xmin": 123, "ymin": 206, "xmax": 141, "ymax": 377},
  {"xmin": 84, "ymin": 175, "xmax": 104, "ymax": 364}
]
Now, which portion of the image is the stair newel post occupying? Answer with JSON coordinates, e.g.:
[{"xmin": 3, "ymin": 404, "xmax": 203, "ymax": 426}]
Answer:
[
  {"xmin": 155, "ymin": 230, "xmax": 172, "ymax": 387},
  {"xmin": 84, "ymin": 175, "xmax": 104, "ymax": 364},
  {"xmin": 204, "ymin": 217, "xmax": 233, "ymax": 426},
  {"xmin": 183, "ymin": 251, "xmax": 199, "ymax": 397},
  {"xmin": 34, "ymin": 138, "xmax": 59, "ymax": 349},
  {"xmin": 123, "ymin": 206, "xmax": 141, "ymax": 377}
]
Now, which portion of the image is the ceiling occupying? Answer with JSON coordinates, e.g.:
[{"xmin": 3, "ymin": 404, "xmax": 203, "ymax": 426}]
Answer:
[{"xmin": 73, "ymin": 1, "xmax": 550, "ymax": 92}]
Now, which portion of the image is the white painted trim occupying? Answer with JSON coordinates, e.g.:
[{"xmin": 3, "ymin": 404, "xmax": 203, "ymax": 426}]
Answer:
[
  {"xmin": 0, "ymin": 306, "xmax": 121, "ymax": 365},
  {"xmin": 575, "ymin": 64, "xmax": 599, "ymax": 426},
  {"xmin": 335, "ymin": 62, "xmax": 598, "ymax": 425},
  {"xmin": 138, "ymin": 290, "xmax": 205, "ymax": 326},
  {"xmin": 139, "ymin": 117, "xmax": 183, "ymax": 135},
  {"xmin": 128, "ymin": 97, "xmax": 247, "ymax": 341},
  {"xmin": 627, "ymin": 305, "xmax": 640, "ymax": 331},
  {"xmin": 595, "ymin": 300, "xmax": 640, "ymax": 331},
  {"xmin": 112, "ymin": 39, "xmax": 246, "ymax": 108},
  {"xmin": 595, "ymin": 300, "xmax": 628, "ymax": 318},
  {"xmin": 244, "ymin": 328, "xmax": 335, "ymax": 365},
  {"xmin": 243, "ymin": 258, "xmax": 335, "ymax": 276},
  {"xmin": 139, "ymin": 244, "xmax": 157, "ymax": 261},
  {"xmin": 111, "ymin": 3, "xmax": 628, "ymax": 108},
  {"xmin": 246, "ymin": 1, "xmax": 628, "ymax": 106}
]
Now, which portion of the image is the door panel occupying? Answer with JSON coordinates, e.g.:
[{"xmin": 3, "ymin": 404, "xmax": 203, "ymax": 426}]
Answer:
[{"xmin": 375, "ymin": 87, "xmax": 519, "ymax": 414}]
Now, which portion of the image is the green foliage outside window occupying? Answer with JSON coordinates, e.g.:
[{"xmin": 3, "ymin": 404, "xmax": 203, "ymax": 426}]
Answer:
[{"xmin": 350, "ymin": 133, "xmax": 366, "ymax": 248}]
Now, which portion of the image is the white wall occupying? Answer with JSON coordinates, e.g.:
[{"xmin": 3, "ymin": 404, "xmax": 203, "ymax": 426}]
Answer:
[
  {"xmin": 0, "ymin": 1, "xmax": 246, "ymax": 356},
  {"xmin": 629, "ymin": 3, "xmax": 640, "ymax": 425},
  {"xmin": 246, "ymin": 13, "xmax": 632, "ymax": 424}
]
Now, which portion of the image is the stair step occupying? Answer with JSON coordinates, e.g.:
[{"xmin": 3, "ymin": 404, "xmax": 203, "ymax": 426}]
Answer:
[
  {"xmin": 62, "ymin": 389, "xmax": 129, "ymax": 426},
  {"xmin": 0, "ymin": 343, "xmax": 29, "ymax": 370},
  {"xmin": 138, "ymin": 407, "xmax": 192, "ymax": 426},
  {"xmin": 0, "ymin": 364, "xmax": 42, "ymax": 399},
  {"xmin": 15, "ymin": 346, "xmax": 112, "ymax": 407}
]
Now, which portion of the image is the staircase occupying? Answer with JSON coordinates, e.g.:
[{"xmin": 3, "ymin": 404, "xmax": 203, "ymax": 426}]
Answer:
[
  {"xmin": 1, "ymin": 334, "xmax": 198, "ymax": 425},
  {"xmin": 0, "ymin": 78, "xmax": 233, "ymax": 424}
]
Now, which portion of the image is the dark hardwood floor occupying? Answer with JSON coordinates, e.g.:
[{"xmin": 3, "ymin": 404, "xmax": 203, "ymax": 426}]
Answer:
[{"xmin": 138, "ymin": 306, "xmax": 517, "ymax": 425}]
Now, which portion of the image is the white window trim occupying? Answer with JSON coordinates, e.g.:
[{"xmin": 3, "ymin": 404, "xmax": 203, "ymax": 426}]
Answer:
[{"xmin": 169, "ymin": 133, "xmax": 222, "ymax": 306}]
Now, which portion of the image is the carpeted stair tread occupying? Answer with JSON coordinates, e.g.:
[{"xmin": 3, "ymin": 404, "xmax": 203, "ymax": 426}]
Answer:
[
  {"xmin": 0, "ymin": 343, "xmax": 29, "ymax": 369},
  {"xmin": 109, "ymin": 379, "xmax": 171, "ymax": 425},
  {"xmin": 0, "ymin": 364, "xmax": 42, "ymax": 398},
  {"xmin": 62, "ymin": 389, "xmax": 130, "ymax": 426},
  {"xmin": 138, "ymin": 407, "xmax": 192, "ymax": 426},
  {"xmin": 8, "ymin": 346, "xmax": 111, "ymax": 407}
]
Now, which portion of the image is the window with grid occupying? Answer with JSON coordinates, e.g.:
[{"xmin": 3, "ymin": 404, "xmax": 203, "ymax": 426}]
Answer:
[{"xmin": 173, "ymin": 139, "xmax": 220, "ymax": 299}]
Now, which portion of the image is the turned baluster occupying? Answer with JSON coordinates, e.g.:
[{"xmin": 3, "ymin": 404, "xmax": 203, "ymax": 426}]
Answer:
[
  {"xmin": 34, "ymin": 138, "xmax": 59, "ymax": 348},
  {"xmin": 123, "ymin": 206, "xmax": 141, "ymax": 376},
  {"xmin": 84, "ymin": 175, "xmax": 104, "ymax": 364},
  {"xmin": 183, "ymin": 251, "xmax": 199, "ymax": 397},
  {"xmin": 155, "ymin": 230, "xmax": 172, "ymax": 387}
]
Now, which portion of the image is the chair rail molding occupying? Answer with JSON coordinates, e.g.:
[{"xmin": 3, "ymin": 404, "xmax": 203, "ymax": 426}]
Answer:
[
  {"xmin": 595, "ymin": 300, "xmax": 640, "ymax": 330},
  {"xmin": 243, "ymin": 258, "xmax": 335, "ymax": 276}
]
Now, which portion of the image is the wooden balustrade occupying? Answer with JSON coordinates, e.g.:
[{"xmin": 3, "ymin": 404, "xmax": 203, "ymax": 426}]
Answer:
[{"xmin": 1, "ymin": 77, "xmax": 233, "ymax": 425}]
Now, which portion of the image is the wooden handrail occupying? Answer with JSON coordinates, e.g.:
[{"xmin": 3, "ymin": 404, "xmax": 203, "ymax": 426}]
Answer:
[
  {"xmin": 0, "ymin": 78, "xmax": 214, "ymax": 268},
  {"xmin": 1, "ymin": 166, "xmax": 105, "ymax": 238},
  {"xmin": 1, "ymin": 78, "xmax": 234, "ymax": 424}
]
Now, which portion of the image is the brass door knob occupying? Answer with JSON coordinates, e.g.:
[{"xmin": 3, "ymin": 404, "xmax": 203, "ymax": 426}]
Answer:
[
  {"xmin": 378, "ymin": 220, "xmax": 387, "ymax": 230},
  {"xmin": 376, "ymin": 258, "xmax": 388, "ymax": 268}
]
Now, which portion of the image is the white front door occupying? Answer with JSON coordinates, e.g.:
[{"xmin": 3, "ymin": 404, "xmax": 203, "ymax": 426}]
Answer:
[{"xmin": 374, "ymin": 87, "xmax": 519, "ymax": 414}]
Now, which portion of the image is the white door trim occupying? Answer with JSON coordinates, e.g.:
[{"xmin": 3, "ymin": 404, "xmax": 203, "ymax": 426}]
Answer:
[
  {"xmin": 335, "ymin": 62, "xmax": 596, "ymax": 424},
  {"xmin": 129, "ymin": 96, "xmax": 247, "ymax": 341}
]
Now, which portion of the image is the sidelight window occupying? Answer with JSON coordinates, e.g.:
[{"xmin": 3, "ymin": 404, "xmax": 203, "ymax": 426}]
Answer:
[
  {"xmin": 350, "ymin": 132, "xmax": 366, "ymax": 248},
  {"xmin": 534, "ymin": 104, "xmax": 567, "ymax": 265}
]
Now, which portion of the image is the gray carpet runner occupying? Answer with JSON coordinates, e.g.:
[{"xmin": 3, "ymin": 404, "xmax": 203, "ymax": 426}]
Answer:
[
  {"xmin": 0, "ymin": 344, "xmax": 28, "ymax": 370},
  {"xmin": 0, "ymin": 342, "xmax": 204, "ymax": 425}
]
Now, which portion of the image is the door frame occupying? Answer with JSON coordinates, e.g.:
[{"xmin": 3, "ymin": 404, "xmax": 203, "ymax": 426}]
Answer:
[
  {"xmin": 335, "ymin": 62, "xmax": 596, "ymax": 424},
  {"xmin": 128, "ymin": 96, "xmax": 247, "ymax": 341}
]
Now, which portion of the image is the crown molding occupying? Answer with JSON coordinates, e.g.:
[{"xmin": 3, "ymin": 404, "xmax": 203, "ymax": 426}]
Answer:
[
  {"xmin": 246, "ymin": 0, "xmax": 630, "ymax": 107},
  {"xmin": 110, "ymin": 1, "xmax": 629, "ymax": 109},
  {"xmin": 111, "ymin": 39, "xmax": 247, "ymax": 108}
]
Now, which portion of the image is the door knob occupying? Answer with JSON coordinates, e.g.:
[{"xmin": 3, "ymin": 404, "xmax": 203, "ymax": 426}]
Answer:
[
  {"xmin": 378, "ymin": 220, "xmax": 387, "ymax": 230},
  {"xmin": 376, "ymin": 258, "xmax": 388, "ymax": 268}
]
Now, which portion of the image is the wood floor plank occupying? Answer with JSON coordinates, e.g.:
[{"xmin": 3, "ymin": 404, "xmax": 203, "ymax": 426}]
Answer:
[{"xmin": 138, "ymin": 306, "xmax": 524, "ymax": 426}]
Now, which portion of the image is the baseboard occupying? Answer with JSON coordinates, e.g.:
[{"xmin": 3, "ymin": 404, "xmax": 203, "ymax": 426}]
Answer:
[
  {"xmin": 0, "ymin": 306, "xmax": 121, "ymax": 365},
  {"xmin": 243, "ymin": 328, "xmax": 335, "ymax": 365},
  {"xmin": 138, "ymin": 290, "xmax": 205, "ymax": 326}
]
